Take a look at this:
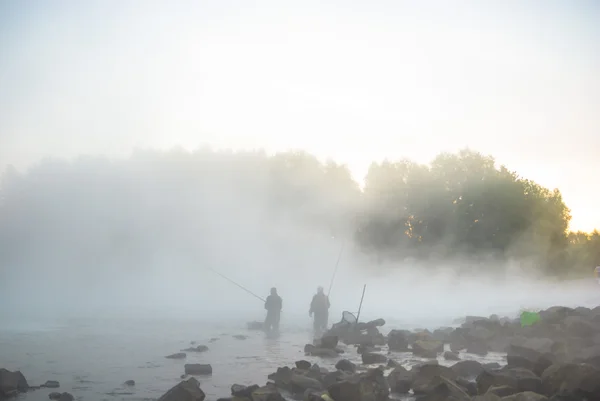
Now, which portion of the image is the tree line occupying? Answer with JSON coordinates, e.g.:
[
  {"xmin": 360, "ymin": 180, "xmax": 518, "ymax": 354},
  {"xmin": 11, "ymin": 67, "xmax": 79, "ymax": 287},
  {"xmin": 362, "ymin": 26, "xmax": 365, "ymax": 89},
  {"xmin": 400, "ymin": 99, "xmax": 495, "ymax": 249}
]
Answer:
[{"xmin": 0, "ymin": 148, "xmax": 598, "ymax": 277}]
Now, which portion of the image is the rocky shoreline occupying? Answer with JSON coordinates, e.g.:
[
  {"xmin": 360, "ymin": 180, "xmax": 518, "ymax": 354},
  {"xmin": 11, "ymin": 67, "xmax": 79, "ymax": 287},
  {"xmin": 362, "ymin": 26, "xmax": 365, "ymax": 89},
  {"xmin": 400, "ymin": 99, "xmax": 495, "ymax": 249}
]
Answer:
[{"xmin": 2, "ymin": 305, "xmax": 600, "ymax": 401}]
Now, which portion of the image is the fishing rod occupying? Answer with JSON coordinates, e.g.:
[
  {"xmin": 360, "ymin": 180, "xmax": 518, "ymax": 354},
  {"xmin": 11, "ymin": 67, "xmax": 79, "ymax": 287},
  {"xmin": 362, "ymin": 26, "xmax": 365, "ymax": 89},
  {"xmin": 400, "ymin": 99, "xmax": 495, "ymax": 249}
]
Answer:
[
  {"xmin": 327, "ymin": 239, "xmax": 345, "ymax": 296},
  {"xmin": 205, "ymin": 266, "xmax": 266, "ymax": 303},
  {"xmin": 355, "ymin": 284, "xmax": 367, "ymax": 323}
]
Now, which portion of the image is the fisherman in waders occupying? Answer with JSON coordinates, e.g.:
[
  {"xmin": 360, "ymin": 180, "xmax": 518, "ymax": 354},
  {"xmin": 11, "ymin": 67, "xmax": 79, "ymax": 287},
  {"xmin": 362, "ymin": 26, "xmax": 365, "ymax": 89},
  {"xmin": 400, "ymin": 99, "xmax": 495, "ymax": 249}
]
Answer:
[
  {"xmin": 264, "ymin": 287, "xmax": 282, "ymax": 332},
  {"xmin": 309, "ymin": 286, "xmax": 330, "ymax": 334}
]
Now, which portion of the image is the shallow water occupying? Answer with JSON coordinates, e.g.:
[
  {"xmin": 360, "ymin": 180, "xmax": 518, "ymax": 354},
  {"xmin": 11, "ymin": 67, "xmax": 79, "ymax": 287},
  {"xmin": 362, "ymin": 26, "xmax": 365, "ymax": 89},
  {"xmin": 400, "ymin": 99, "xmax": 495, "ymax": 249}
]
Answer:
[{"xmin": 0, "ymin": 315, "xmax": 507, "ymax": 401}]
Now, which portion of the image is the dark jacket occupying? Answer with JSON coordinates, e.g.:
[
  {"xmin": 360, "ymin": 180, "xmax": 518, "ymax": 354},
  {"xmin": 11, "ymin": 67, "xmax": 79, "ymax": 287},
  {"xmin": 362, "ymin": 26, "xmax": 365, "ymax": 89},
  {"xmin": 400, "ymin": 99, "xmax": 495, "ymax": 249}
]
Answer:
[
  {"xmin": 265, "ymin": 295, "xmax": 282, "ymax": 312},
  {"xmin": 310, "ymin": 293, "xmax": 330, "ymax": 315}
]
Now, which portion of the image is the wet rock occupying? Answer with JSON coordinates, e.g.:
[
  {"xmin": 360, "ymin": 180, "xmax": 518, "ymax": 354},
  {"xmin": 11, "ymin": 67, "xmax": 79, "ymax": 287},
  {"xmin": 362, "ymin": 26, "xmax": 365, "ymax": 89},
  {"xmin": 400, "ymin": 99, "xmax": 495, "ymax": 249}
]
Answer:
[
  {"xmin": 443, "ymin": 351, "xmax": 460, "ymax": 361},
  {"xmin": 233, "ymin": 335, "xmax": 248, "ymax": 340},
  {"xmin": 251, "ymin": 384, "xmax": 285, "ymax": 401},
  {"xmin": 487, "ymin": 385, "xmax": 518, "ymax": 397},
  {"xmin": 182, "ymin": 345, "xmax": 209, "ymax": 353},
  {"xmin": 540, "ymin": 362, "xmax": 600, "ymax": 399},
  {"xmin": 318, "ymin": 335, "xmax": 339, "ymax": 349},
  {"xmin": 451, "ymin": 360, "xmax": 485, "ymax": 379},
  {"xmin": 231, "ymin": 384, "xmax": 259, "ymax": 398},
  {"xmin": 166, "ymin": 353, "xmax": 187, "ymax": 359},
  {"xmin": 304, "ymin": 344, "xmax": 338, "ymax": 358},
  {"xmin": 412, "ymin": 340, "xmax": 443, "ymax": 358},
  {"xmin": 501, "ymin": 392, "xmax": 548, "ymax": 401},
  {"xmin": 387, "ymin": 366, "xmax": 411, "ymax": 394},
  {"xmin": 124, "ymin": 380, "xmax": 135, "ymax": 386},
  {"xmin": 43, "ymin": 380, "xmax": 60, "ymax": 388},
  {"xmin": 386, "ymin": 359, "xmax": 399, "ymax": 368},
  {"xmin": 432, "ymin": 327, "xmax": 454, "ymax": 343},
  {"xmin": 477, "ymin": 368, "xmax": 540, "ymax": 395},
  {"xmin": 412, "ymin": 364, "xmax": 458, "ymax": 394},
  {"xmin": 247, "ymin": 321, "xmax": 264, "ymax": 330},
  {"xmin": 467, "ymin": 340, "xmax": 490, "ymax": 356},
  {"xmin": 296, "ymin": 360, "xmax": 312, "ymax": 370},
  {"xmin": 49, "ymin": 392, "xmax": 61, "ymax": 400},
  {"xmin": 361, "ymin": 352, "xmax": 387, "ymax": 365},
  {"xmin": 456, "ymin": 378, "xmax": 477, "ymax": 396},
  {"xmin": 414, "ymin": 375, "xmax": 470, "ymax": 401},
  {"xmin": 184, "ymin": 364, "xmax": 213, "ymax": 376},
  {"xmin": 506, "ymin": 338, "xmax": 556, "ymax": 377},
  {"xmin": 57, "ymin": 393, "xmax": 74, "ymax": 401},
  {"xmin": 327, "ymin": 368, "xmax": 389, "ymax": 401},
  {"xmin": 335, "ymin": 359, "xmax": 356, "ymax": 373},
  {"xmin": 289, "ymin": 374, "xmax": 324, "ymax": 393},
  {"xmin": 387, "ymin": 330, "xmax": 410, "ymax": 351},
  {"xmin": 0, "ymin": 368, "xmax": 29, "ymax": 398},
  {"xmin": 158, "ymin": 377, "xmax": 205, "ymax": 401}
]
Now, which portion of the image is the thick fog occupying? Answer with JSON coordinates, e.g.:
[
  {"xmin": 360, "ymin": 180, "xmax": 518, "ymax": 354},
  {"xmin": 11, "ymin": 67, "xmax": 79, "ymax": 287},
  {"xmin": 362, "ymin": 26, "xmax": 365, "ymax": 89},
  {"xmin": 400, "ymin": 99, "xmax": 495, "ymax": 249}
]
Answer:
[{"xmin": 1, "ymin": 150, "xmax": 597, "ymax": 329}]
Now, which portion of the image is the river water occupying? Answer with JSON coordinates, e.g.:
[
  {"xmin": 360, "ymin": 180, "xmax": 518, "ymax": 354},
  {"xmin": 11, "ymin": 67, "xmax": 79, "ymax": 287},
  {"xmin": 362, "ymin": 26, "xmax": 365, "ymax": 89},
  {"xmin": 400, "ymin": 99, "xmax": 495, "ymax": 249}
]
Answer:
[{"xmin": 0, "ymin": 314, "xmax": 506, "ymax": 401}]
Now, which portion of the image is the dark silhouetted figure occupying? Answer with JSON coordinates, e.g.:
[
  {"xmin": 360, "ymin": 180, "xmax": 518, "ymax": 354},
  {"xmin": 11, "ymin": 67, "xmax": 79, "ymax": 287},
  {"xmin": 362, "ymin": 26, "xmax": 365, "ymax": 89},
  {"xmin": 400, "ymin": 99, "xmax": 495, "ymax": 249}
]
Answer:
[
  {"xmin": 309, "ymin": 286, "xmax": 330, "ymax": 334},
  {"xmin": 264, "ymin": 287, "xmax": 282, "ymax": 332}
]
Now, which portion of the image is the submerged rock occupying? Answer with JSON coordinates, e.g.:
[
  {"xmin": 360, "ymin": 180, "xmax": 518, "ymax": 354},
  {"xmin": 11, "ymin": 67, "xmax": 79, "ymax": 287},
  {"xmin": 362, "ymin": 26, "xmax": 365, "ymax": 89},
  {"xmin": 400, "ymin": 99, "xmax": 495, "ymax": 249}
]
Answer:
[
  {"xmin": 166, "ymin": 353, "xmax": 187, "ymax": 359},
  {"xmin": 42, "ymin": 380, "xmax": 60, "ymax": 389},
  {"xmin": 184, "ymin": 364, "xmax": 213, "ymax": 376},
  {"xmin": 182, "ymin": 345, "xmax": 209, "ymax": 353},
  {"xmin": 361, "ymin": 352, "xmax": 387, "ymax": 365},
  {"xmin": 49, "ymin": 393, "xmax": 74, "ymax": 401},
  {"xmin": 124, "ymin": 380, "xmax": 135, "ymax": 386},
  {"xmin": 158, "ymin": 377, "xmax": 205, "ymax": 401}
]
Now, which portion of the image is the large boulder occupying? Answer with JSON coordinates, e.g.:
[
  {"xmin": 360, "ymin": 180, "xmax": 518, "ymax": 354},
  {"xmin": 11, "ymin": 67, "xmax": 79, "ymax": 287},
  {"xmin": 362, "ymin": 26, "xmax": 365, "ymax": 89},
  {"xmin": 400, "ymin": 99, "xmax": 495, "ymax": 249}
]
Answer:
[
  {"xmin": 387, "ymin": 366, "xmax": 411, "ymax": 394},
  {"xmin": 411, "ymin": 364, "xmax": 457, "ymax": 394},
  {"xmin": 327, "ymin": 368, "xmax": 389, "ymax": 401},
  {"xmin": 451, "ymin": 360, "xmax": 485, "ymax": 379},
  {"xmin": 413, "ymin": 375, "xmax": 470, "ymax": 401},
  {"xmin": 506, "ymin": 338, "xmax": 556, "ymax": 376},
  {"xmin": 477, "ymin": 368, "xmax": 541, "ymax": 395},
  {"xmin": 289, "ymin": 374, "xmax": 324, "ymax": 393},
  {"xmin": 251, "ymin": 384, "xmax": 286, "ymax": 401},
  {"xmin": 231, "ymin": 384, "xmax": 260, "ymax": 398},
  {"xmin": 157, "ymin": 377, "xmax": 205, "ymax": 401},
  {"xmin": 361, "ymin": 352, "xmax": 387, "ymax": 365},
  {"xmin": 412, "ymin": 340, "xmax": 443, "ymax": 358},
  {"xmin": 443, "ymin": 351, "xmax": 460, "ymax": 361},
  {"xmin": 564, "ymin": 316, "xmax": 597, "ymax": 339},
  {"xmin": 0, "ymin": 369, "xmax": 29, "ymax": 398},
  {"xmin": 335, "ymin": 359, "xmax": 356, "ymax": 373},
  {"xmin": 387, "ymin": 330, "xmax": 410, "ymax": 351},
  {"xmin": 500, "ymin": 392, "xmax": 548, "ymax": 401},
  {"xmin": 540, "ymin": 362, "xmax": 600, "ymax": 399}
]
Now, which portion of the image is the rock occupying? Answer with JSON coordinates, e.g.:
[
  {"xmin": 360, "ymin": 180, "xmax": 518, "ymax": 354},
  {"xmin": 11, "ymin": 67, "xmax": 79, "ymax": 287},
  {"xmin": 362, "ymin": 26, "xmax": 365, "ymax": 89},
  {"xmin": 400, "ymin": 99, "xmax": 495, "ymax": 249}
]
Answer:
[
  {"xmin": 182, "ymin": 345, "xmax": 209, "ymax": 353},
  {"xmin": 487, "ymin": 385, "xmax": 518, "ymax": 397},
  {"xmin": 477, "ymin": 368, "xmax": 541, "ymax": 395},
  {"xmin": 158, "ymin": 377, "xmax": 205, "ymax": 401},
  {"xmin": 456, "ymin": 378, "xmax": 477, "ymax": 396},
  {"xmin": 327, "ymin": 368, "xmax": 389, "ymax": 401},
  {"xmin": 184, "ymin": 364, "xmax": 213, "ymax": 375},
  {"xmin": 124, "ymin": 380, "xmax": 135, "ymax": 386},
  {"xmin": 412, "ymin": 340, "xmax": 443, "ymax": 358},
  {"xmin": 507, "ymin": 338, "xmax": 556, "ymax": 376},
  {"xmin": 233, "ymin": 335, "xmax": 248, "ymax": 340},
  {"xmin": 467, "ymin": 340, "xmax": 490, "ymax": 356},
  {"xmin": 251, "ymin": 384, "xmax": 286, "ymax": 401},
  {"xmin": 231, "ymin": 384, "xmax": 259, "ymax": 399},
  {"xmin": 335, "ymin": 359, "xmax": 356, "ymax": 373},
  {"xmin": 361, "ymin": 352, "xmax": 387, "ymax": 365},
  {"xmin": 387, "ymin": 359, "xmax": 399, "ymax": 368},
  {"xmin": 485, "ymin": 363, "xmax": 502, "ymax": 370},
  {"xmin": 451, "ymin": 360, "xmax": 485, "ymax": 379},
  {"xmin": 0, "ymin": 368, "xmax": 29, "ymax": 398},
  {"xmin": 564, "ymin": 316, "xmax": 597, "ymax": 338},
  {"xmin": 318, "ymin": 335, "xmax": 339, "ymax": 349},
  {"xmin": 43, "ymin": 380, "xmax": 60, "ymax": 388},
  {"xmin": 415, "ymin": 375, "xmax": 471, "ymax": 401},
  {"xmin": 247, "ymin": 321, "xmax": 264, "ymax": 330},
  {"xmin": 501, "ymin": 392, "xmax": 548, "ymax": 401},
  {"xmin": 540, "ymin": 362, "xmax": 600, "ymax": 399},
  {"xmin": 387, "ymin": 330, "xmax": 410, "ymax": 351},
  {"xmin": 49, "ymin": 393, "xmax": 61, "ymax": 400},
  {"xmin": 472, "ymin": 395, "xmax": 502, "ymax": 401},
  {"xmin": 296, "ymin": 360, "xmax": 312, "ymax": 370},
  {"xmin": 57, "ymin": 393, "xmax": 74, "ymax": 401},
  {"xmin": 166, "ymin": 353, "xmax": 187, "ymax": 359},
  {"xmin": 444, "ymin": 351, "xmax": 460, "ymax": 361},
  {"xmin": 304, "ymin": 344, "xmax": 338, "ymax": 358},
  {"xmin": 432, "ymin": 327, "xmax": 454, "ymax": 343},
  {"xmin": 387, "ymin": 366, "xmax": 411, "ymax": 394},
  {"xmin": 290, "ymin": 374, "xmax": 324, "ymax": 393},
  {"xmin": 303, "ymin": 389, "xmax": 329, "ymax": 401},
  {"xmin": 412, "ymin": 364, "xmax": 458, "ymax": 394}
]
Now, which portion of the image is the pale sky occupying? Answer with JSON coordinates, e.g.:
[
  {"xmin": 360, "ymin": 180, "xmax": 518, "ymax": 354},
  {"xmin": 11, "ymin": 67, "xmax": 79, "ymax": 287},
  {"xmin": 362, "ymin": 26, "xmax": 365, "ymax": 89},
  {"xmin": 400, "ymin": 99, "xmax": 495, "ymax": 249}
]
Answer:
[{"xmin": 1, "ymin": 0, "xmax": 599, "ymax": 231}]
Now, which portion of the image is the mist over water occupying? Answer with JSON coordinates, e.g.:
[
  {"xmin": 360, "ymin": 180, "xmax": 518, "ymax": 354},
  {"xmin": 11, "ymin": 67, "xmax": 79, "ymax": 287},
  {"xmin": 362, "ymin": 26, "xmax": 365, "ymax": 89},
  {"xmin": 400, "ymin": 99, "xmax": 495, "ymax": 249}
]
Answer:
[{"xmin": 1, "ymin": 151, "xmax": 598, "ymax": 328}]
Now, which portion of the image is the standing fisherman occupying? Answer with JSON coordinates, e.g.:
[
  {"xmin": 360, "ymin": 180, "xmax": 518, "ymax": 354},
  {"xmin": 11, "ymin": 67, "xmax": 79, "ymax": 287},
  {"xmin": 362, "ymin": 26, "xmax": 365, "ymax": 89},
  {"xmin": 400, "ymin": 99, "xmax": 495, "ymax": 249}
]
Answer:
[
  {"xmin": 309, "ymin": 286, "xmax": 330, "ymax": 334},
  {"xmin": 264, "ymin": 287, "xmax": 282, "ymax": 332}
]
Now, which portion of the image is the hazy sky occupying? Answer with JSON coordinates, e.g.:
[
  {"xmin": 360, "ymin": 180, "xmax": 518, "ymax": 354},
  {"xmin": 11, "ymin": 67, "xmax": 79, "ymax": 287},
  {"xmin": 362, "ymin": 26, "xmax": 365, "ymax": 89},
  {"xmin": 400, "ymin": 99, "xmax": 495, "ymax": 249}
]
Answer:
[{"xmin": 1, "ymin": 0, "xmax": 599, "ymax": 231}]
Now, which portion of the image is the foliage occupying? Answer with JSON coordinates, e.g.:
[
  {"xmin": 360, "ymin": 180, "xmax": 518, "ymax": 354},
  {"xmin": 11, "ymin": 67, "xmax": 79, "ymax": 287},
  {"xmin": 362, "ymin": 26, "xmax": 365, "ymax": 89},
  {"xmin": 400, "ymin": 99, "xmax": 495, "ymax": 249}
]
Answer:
[{"xmin": 0, "ymin": 148, "xmax": 597, "ymax": 277}]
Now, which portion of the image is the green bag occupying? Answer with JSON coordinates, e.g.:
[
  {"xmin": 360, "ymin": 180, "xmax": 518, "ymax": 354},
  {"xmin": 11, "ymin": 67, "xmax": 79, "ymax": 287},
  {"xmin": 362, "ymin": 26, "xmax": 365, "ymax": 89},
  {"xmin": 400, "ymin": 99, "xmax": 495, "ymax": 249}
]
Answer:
[{"xmin": 520, "ymin": 311, "xmax": 541, "ymax": 327}]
